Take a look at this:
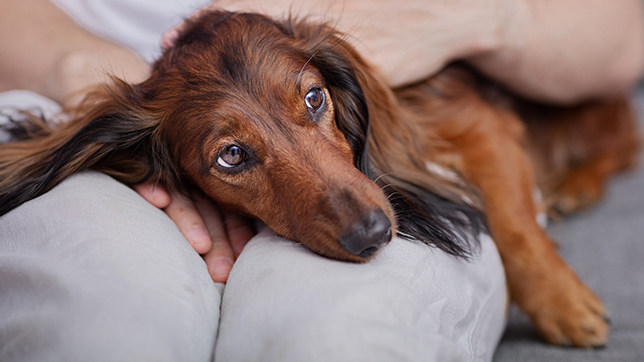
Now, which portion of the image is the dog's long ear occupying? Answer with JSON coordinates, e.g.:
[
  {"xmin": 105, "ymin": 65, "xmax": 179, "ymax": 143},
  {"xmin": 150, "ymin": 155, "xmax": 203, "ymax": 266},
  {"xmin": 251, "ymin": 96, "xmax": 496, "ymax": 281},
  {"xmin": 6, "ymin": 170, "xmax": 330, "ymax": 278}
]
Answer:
[
  {"xmin": 0, "ymin": 80, "xmax": 178, "ymax": 217},
  {"xmin": 280, "ymin": 21, "xmax": 371, "ymax": 174},
  {"xmin": 285, "ymin": 21, "xmax": 486, "ymax": 258}
]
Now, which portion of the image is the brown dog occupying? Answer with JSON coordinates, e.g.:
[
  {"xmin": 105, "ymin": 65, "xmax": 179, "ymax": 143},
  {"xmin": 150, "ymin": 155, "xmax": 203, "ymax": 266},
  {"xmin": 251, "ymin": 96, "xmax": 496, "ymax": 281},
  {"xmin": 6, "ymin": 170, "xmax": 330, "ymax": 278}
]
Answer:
[{"xmin": 0, "ymin": 11, "xmax": 639, "ymax": 347}]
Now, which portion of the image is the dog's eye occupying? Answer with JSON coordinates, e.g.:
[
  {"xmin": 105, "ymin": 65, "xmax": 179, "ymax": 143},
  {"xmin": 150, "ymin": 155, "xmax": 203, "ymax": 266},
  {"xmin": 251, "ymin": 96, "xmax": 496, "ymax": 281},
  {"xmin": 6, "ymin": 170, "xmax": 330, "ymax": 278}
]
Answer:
[
  {"xmin": 217, "ymin": 144, "xmax": 246, "ymax": 168},
  {"xmin": 305, "ymin": 87, "xmax": 324, "ymax": 112}
]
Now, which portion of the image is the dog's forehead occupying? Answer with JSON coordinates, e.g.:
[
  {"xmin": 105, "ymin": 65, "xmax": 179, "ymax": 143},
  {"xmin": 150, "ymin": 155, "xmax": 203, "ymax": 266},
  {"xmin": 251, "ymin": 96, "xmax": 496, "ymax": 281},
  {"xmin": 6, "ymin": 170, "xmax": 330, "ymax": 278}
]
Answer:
[
  {"xmin": 157, "ymin": 13, "xmax": 339, "ymax": 144},
  {"xmin": 175, "ymin": 14, "xmax": 317, "ymax": 92}
]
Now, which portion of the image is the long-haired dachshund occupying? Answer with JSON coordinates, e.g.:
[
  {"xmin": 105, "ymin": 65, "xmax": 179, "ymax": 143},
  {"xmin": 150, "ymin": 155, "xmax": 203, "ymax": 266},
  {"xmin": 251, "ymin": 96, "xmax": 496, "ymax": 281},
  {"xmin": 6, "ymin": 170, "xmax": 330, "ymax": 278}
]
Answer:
[{"xmin": 0, "ymin": 11, "xmax": 639, "ymax": 348}]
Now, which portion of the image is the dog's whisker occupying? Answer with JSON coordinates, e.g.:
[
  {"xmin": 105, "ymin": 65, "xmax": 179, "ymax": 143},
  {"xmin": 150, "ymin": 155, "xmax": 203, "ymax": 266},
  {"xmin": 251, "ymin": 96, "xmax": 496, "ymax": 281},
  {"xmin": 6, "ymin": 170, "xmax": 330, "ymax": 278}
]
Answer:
[
  {"xmin": 297, "ymin": 51, "xmax": 318, "ymax": 85},
  {"xmin": 372, "ymin": 172, "xmax": 393, "ymax": 184}
]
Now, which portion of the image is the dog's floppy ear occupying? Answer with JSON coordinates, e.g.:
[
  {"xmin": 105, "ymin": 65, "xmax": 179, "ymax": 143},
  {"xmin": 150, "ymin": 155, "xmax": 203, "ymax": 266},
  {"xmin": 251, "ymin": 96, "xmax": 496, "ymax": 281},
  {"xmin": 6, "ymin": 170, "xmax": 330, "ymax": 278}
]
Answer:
[
  {"xmin": 0, "ymin": 80, "xmax": 179, "ymax": 216},
  {"xmin": 285, "ymin": 20, "xmax": 486, "ymax": 258},
  {"xmin": 281, "ymin": 21, "xmax": 372, "ymax": 175}
]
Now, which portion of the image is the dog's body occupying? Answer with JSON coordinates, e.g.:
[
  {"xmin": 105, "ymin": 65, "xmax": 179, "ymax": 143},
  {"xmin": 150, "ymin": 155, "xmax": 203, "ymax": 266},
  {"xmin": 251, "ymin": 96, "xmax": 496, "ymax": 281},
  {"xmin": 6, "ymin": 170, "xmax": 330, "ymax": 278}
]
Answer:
[{"xmin": 0, "ymin": 11, "xmax": 639, "ymax": 347}]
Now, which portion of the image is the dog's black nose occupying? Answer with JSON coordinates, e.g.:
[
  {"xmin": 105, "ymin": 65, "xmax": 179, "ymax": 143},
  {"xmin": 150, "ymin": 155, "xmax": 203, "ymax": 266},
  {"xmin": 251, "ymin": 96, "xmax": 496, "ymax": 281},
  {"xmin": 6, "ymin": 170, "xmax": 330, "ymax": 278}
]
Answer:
[{"xmin": 338, "ymin": 210, "xmax": 392, "ymax": 258}]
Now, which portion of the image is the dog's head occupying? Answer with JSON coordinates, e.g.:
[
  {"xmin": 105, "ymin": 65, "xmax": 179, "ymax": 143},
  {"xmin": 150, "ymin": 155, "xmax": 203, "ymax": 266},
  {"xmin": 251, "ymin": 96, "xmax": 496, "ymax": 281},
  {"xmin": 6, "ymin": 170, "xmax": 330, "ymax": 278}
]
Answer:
[
  {"xmin": 1, "ymin": 10, "xmax": 483, "ymax": 261},
  {"xmin": 134, "ymin": 11, "xmax": 395, "ymax": 261}
]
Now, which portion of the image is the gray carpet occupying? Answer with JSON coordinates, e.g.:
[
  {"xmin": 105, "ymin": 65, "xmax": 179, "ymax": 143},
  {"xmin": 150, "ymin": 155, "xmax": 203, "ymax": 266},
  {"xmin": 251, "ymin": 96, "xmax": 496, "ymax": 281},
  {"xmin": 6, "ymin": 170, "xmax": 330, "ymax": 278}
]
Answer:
[{"xmin": 493, "ymin": 85, "xmax": 644, "ymax": 361}]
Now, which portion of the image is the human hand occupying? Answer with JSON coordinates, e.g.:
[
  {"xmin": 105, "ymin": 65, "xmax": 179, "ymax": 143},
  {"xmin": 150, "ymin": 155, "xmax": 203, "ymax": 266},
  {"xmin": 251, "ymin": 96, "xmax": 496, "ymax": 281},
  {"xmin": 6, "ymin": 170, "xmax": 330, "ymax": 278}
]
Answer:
[
  {"xmin": 134, "ymin": 183, "xmax": 254, "ymax": 283},
  {"xmin": 162, "ymin": 0, "xmax": 512, "ymax": 88}
]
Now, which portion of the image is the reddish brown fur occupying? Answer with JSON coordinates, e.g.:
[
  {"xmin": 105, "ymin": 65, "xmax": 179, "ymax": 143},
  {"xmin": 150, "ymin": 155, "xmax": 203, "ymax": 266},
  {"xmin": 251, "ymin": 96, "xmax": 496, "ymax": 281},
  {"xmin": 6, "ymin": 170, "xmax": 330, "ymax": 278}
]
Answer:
[
  {"xmin": 395, "ymin": 68, "xmax": 639, "ymax": 346},
  {"xmin": 0, "ymin": 11, "xmax": 639, "ymax": 347}
]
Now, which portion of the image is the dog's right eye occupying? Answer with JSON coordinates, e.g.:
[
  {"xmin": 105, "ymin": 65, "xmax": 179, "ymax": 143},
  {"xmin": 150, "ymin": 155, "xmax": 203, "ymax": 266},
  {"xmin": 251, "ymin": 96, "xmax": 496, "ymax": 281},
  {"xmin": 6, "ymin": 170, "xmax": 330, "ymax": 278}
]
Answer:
[
  {"xmin": 305, "ymin": 87, "xmax": 325, "ymax": 113},
  {"xmin": 216, "ymin": 144, "xmax": 246, "ymax": 168}
]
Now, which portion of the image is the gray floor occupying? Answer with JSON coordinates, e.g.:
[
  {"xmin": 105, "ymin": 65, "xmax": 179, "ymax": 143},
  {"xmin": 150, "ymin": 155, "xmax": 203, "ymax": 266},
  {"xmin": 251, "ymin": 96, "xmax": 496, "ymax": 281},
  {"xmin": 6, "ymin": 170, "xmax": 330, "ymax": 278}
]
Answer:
[{"xmin": 493, "ymin": 86, "xmax": 644, "ymax": 361}]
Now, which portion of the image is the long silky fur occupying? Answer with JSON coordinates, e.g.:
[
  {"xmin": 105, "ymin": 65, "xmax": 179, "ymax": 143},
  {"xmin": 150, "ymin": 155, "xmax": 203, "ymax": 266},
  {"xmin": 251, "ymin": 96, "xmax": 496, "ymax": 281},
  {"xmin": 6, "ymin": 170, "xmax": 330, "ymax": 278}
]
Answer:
[
  {"xmin": 283, "ymin": 21, "xmax": 486, "ymax": 257},
  {"xmin": 0, "ymin": 11, "xmax": 485, "ymax": 258},
  {"xmin": 0, "ymin": 81, "xmax": 181, "ymax": 217}
]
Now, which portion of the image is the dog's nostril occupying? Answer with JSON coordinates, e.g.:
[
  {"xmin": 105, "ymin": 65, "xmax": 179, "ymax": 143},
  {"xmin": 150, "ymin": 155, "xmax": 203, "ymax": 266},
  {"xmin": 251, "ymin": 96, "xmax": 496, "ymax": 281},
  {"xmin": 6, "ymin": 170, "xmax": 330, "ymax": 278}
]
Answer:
[
  {"xmin": 338, "ymin": 209, "xmax": 393, "ymax": 258},
  {"xmin": 358, "ymin": 246, "xmax": 381, "ymax": 259}
]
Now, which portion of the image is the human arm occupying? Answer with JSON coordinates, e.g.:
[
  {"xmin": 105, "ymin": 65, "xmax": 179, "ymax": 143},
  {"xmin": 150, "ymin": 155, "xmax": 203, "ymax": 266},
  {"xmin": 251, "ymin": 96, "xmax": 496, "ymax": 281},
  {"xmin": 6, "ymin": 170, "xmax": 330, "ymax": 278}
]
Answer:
[
  {"xmin": 468, "ymin": 0, "xmax": 644, "ymax": 104},
  {"xmin": 0, "ymin": 0, "xmax": 149, "ymax": 108},
  {"xmin": 0, "ymin": 0, "xmax": 250, "ymax": 283},
  {"xmin": 166, "ymin": 0, "xmax": 644, "ymax": 104}
]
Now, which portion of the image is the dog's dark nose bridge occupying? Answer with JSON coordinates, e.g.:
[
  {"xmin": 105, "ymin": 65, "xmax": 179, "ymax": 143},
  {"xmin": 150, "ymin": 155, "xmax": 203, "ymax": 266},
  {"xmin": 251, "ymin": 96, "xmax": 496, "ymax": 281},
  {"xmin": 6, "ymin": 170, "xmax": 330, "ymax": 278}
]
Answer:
[{"xmin": 338, "ymin": 209, "xmax": 392, "ymax": 258}]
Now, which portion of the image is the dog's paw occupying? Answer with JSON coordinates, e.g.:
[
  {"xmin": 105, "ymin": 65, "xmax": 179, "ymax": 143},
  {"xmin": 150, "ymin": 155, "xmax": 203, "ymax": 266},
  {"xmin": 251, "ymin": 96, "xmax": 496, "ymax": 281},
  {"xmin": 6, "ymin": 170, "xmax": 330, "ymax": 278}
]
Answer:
[
  {"xmin": 546, "ymin": 162, "xmax": 605, "ymax": 215},
  {"xmin": 524, "ymin": 269, "xmax": 610, "ymax": 348},
  {"xmin": 548, "ymin": 167, "xmax": 605, "ymax": 216}
]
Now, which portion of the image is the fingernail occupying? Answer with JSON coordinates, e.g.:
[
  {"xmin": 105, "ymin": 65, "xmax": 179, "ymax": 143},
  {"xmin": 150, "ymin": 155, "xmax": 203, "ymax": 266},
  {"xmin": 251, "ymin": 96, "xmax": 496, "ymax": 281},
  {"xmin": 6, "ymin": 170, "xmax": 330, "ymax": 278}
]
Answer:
[
  {"xmin": 189, "ymin": 225, "xmax": 210, "ymax": 248},
  {"xmin": 162, "ymin": 29, "xmax": 179, "ymax": 49},
  {"xmin": 211, "ymin": 258, "xmax": 233, "ymax": 282},
  {"xmin": 150, "ymin": 184, "xmax": 168, "ymax": 204}
]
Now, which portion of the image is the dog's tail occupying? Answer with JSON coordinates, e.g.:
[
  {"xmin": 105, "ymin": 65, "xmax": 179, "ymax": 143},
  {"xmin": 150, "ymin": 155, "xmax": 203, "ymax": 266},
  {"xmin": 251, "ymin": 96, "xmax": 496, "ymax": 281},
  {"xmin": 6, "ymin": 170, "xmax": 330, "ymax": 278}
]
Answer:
[{"xmin": 0, "ymin": 81, "xmax": 176, "ymax": 217}]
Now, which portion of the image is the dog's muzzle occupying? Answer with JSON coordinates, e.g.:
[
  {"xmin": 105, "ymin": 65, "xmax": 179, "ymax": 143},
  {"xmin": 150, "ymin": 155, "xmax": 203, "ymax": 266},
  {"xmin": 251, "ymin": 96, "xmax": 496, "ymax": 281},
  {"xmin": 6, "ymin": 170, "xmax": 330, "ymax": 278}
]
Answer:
[{"xmin": 338, "ymin": 209, "xmax": 392, "ymax": 258}]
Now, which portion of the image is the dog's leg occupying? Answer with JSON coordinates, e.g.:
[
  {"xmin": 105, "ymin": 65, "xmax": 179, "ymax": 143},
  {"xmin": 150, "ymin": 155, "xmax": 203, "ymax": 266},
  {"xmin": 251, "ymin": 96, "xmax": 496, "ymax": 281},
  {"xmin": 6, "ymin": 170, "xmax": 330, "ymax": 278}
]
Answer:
[{"xmin": 437, "ymin": 105, "xmax": 610, "ymax": 347}]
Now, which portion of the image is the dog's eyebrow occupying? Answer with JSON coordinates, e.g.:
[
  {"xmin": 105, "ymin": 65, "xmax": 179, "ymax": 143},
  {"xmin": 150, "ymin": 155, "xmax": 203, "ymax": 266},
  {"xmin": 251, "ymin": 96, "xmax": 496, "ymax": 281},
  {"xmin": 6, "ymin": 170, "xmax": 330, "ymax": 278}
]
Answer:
[{"xmin": 296, "ymin": 51, "xmax": 318, "ymax": 85}]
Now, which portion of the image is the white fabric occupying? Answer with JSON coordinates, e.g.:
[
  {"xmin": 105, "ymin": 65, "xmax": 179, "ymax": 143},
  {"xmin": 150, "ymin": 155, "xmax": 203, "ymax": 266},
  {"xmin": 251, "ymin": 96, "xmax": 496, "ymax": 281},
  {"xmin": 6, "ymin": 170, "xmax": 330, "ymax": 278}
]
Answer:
[
  {"xmin": 217, "ymin": 229, "xmax": 506, "ymax": 362},
  {"xmin": 0, "ymin": 166, "xmax": 506, "ymax": 362},
  {"xmin": 0, "ymin": 2, "xmax": 509, "ymax": 361},
  {"xmin": 0, "ymin": 171, "xmax": 221, "ymax": 362},
  {"xmin": 53, "ymin": 0, "xmax": 211, "ymax": 62}
]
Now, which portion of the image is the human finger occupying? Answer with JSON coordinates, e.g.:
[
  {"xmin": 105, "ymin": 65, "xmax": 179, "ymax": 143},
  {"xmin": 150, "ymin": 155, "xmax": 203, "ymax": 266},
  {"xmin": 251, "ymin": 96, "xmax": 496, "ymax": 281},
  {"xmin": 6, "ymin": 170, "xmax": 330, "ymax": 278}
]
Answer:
[
  {"xmin": 193, "ymin": 194, "xmax": 236, "ymax": 283},
  {"xmin": 163, "ymin": 189, "xmax": 213, "ymax": 255},
  {"xmin": 133, "ymin": 182, "xmax": 172, "ymax": 209},
  {"xmin": 224, "ymin": 213, "xmax": 255, "ymax": 258},
  {"xmin": 161, "ymin": 6, "xmax": 217, "ymax": 50}
]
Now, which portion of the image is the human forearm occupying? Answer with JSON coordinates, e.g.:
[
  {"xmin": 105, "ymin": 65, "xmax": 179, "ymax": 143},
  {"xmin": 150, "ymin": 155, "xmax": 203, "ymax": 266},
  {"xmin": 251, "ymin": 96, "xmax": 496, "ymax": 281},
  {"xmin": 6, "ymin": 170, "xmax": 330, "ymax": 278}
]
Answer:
[
  {"xmin": 469, "ymin": 0, "xmax": 644, "ymax": 104},
  {"xmin": 208, "ymin": 0, "xmax": 510, "ymax": 88},
  {"xmin": 0, "ymin": 0, "xmax": 149, "ymax": 107},
  {"xmin": 208, "ymin": 0, "xmax": 644, "ymax": 104}
]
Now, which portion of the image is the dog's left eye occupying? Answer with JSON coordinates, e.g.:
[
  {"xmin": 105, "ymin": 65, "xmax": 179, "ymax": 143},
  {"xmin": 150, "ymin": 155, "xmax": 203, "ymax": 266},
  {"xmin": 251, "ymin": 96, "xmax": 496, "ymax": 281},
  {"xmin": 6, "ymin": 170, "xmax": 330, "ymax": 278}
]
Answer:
[
  {"xmin": 305, "ymin": 87, "xmax": 324, "ymax": 112},
  {"xmin": 217, "ymin": 144, "xmax": 246, "ymax": 168}
]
